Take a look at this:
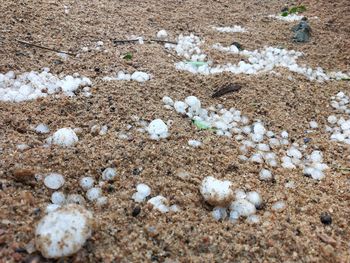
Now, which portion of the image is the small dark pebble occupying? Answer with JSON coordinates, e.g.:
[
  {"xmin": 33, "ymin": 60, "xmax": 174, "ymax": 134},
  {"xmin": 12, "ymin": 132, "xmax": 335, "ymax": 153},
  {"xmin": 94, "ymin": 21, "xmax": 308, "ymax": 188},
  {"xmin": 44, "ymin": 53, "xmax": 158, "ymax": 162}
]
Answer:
[
  {"xmin": 33, "ymin": 208, "xmax": 41, "ymax": 216},
  {"xmin": 281, "ymin": 7, "xmax": 289, "ymax": 12},
  {"xmin": 15, "ymin": 247, "xmax": 27, "ymax": 253},
  {"xmin": 292, "ymin": 20, "xmax": 312, "ymax": 43},
  {"xmin": 132, "ymin": 167, "xmax": 142, "ymax": 176},
  {"xmin": 107, "ymin": 185, "xmax": 115, "ymax": 193},
  {"xmin": 53, "ymin": 60, "xmax": 63, "ymax": 65},
  {"xmin": 303, "ymin": 138, "xmax": 312, "ymax": 144},
  {"xmin": 320, "ymin": 212, "xmax": 332, "ymax": 225},
  {"xmin": 151, "ymin": 255, "xmax": 159, "ymax": 262},
  {"xmin": 231, "ymin": 41, "xmax": 242, "ymax": 50},
  {"xmin": 256, "ymin": 202, "xmax": 265, "ymax": 210},
  {"xmin": 132, "ymin": 206, "xmax": 141, "ymax": 217}
]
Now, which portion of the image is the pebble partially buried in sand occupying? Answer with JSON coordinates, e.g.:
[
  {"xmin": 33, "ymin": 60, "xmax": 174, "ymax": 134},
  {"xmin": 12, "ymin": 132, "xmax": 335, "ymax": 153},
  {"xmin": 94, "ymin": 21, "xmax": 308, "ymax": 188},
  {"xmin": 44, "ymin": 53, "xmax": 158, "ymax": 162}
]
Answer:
[{"xmin": 35, "ymin": 204, "xmax": 93, "ymax": 259}]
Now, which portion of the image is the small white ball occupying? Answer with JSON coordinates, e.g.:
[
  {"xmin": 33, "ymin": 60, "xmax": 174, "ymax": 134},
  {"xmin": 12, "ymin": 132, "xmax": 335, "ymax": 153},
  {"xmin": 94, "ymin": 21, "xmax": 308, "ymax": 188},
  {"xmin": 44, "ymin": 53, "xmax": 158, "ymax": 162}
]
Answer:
[
  {"xmin": 86, "ymin": 187, "xmax": 102, "ymax": 201},
  {"xmin": 51, "ymin": 192, "xmax": 66, "ymax": 205},
  {"xmin": 79, "ymin": 177, "xmax": 95, "ymax": 190},
  {"xmin": 44, "ymin": 173, "xmax": 65, "ymax": 190},
  {"xmin": 102, "ymin": 167, "xmax": 117, "ymax": 181}
]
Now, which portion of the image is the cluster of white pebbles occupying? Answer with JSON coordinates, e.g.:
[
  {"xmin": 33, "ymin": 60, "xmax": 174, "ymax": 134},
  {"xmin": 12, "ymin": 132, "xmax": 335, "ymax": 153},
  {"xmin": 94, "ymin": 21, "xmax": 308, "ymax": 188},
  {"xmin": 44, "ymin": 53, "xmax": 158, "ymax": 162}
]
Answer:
[
  {"xmin": 163, "ymin": 95, "xmax": 329, "ymax": 180},
  {"xmin": 268, "ymin": 13, "xmax": 304, "ymax": 22},
  {"xmin": 102, "ymin": 71, "xmax": 150, "ymax": 82},
  {"xmin": 200, "ymin": 176, "xmax": 282, "ymax": 223},
  {"xmin": 35, "ymin": 166, "xmax": 120, "ymax": 257},
  {"xmin": 43, "ymin": 167, "xmax": 117, "ymax": 214},
  {"xmin": 326, "ymin": 92, "xmax": 350, "ymax": 145},
  {"xmin": 0, "ymin": 69, "xmax": 92, "ymax": 102},
  {"xmin": 212, "ymin": 25, "xmax": 246, "ymax": 33},
  {"xmin": 165, "ymin": 34, "xmax": 349, "ymax": 82},
  {"xmin": 132, "ymin": 183, "xmax": 179, "ymax": 213}
]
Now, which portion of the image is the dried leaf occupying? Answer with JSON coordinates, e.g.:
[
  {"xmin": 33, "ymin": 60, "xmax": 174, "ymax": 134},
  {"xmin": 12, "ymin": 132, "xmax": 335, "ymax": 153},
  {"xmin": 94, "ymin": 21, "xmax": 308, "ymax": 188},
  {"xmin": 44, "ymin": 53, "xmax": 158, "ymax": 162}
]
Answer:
[{"xmin": 212, "ymin": 83, "xmax": 242, "ymax": 98}]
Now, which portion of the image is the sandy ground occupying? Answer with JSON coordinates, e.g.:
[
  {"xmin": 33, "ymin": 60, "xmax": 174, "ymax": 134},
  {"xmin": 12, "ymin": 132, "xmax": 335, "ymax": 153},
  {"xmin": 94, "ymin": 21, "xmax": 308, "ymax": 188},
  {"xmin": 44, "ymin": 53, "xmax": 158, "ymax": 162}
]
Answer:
[{"xmin": 0, "ymin": 0, "xmax": 349, "ymax": 262}]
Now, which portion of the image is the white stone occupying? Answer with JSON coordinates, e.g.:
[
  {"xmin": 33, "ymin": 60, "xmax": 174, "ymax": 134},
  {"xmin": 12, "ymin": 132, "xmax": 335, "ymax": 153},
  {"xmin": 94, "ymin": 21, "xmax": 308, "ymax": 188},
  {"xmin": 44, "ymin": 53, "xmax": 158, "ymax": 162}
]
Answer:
[
  {"xmin": 102, "ymin": 167, "xmax": 117, "ymax": 181},
  {"xmin": 66, "ymin": 194, "xmax": 86, "ymax": 205},
  {"xmin": 246, "ymin": 191, "xmax": 262, "ymax": 208},
  {"xmin": 174, "ymin": 101, "xmax": 188, "ymax": 114},
  {"xmin": 230, "ymin": 199, "xmax": 256, "ymax": 217},
  {"xmin": 35, "ymin": 124, "xmax": 50, "ymax": 134},
  {"xmin": 162, "ymin": 96, "xmax": 174, "ymax": 106},
  {"xmin": 309, "ymin": 121, "xmax": 318, "ymax": 129},
  {"xmin": 44, "ymin": 173, "xmax": 65, "ymax": 190},
  {"xmin": 259, "ymin": 169, "xmax": 272, "ymax": 181},
  {"xmin": 247, "ymin": 214, "xmax": 260, "ymax": 224},
  {"xmin": 200, "ymin": 176, "xmax": 233, "ymax": 206},
  {"xmin": 48, "ymin": 128, "xmax": 78, "ymax": 147},
  {"xmin": 86, "ymin": 187, "xmax": 102, "ymax": 201},
  {"xmin": 45, "ymin": 204, "xmax": 61, "ymax": 214},
  {"xmin": 35, "ymin": 204, "xmax": 93, "ymax": 259},
  {"xmin": 212, "ymin": 207, "xmax": 228, "ymax": 221},
  {"xmin": 271, "ymin": 201, "xmax": 286, "ymax": 211},
  {"xmin": 131, "ymin": 72, "xmax": 150, "ymax": 82},
  {"xmin": 147, "ymin": 119, "xmax": 169, "ymax": 140},
  {"xmin": 79, "ymin": 177, "xmax": 95, "ymax": 191},
  {"xmin": 234, "ymin": 189, "xmax": 246, "ymax": 200},
  {"xmin": 51, "ymin": 192, "xmax": 66, "ymax": 205},
  {"xmin": 157, "ymin": 29, "xmax": 168, "ymax": 39},
  {"xmin": 188, "ymin": 139, "xmax": 202, "ymax": 147},
  {"xmin": 253, "ymin": 122, "xmax": 266, "ymax": 135},
  {"xmin": 327, "ymin": 115, "xmax": 337, "ymax": 124},
  {"xmin": 148, "ymin": 195, "xmax": 169, "ymax": 213}
]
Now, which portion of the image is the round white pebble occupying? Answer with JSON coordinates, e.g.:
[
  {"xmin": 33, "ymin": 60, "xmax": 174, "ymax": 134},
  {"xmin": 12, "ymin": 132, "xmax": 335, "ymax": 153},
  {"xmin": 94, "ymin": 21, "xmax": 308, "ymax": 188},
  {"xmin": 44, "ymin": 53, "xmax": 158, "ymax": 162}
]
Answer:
[
  {"xmin": 35, "ymin": 123, "xmax": 50, "ymax": 134},
  {"xmin": 96, "ymin": 196, "xmax": 108, "ymax": 206},
  {"xmin": 259, "ymin": 169, "xmax": 272, "ymax": 181},
  {"xmin": 200, "ymin": 176, "xmax": 234, "ymax": 207},
  {"xmin": 188, "ymin": 139, "xmax": 202, "ymax": 148},
  {"xmin": 79, "ymin": 177, "xmax": 95, "ymax": 190},
  {"xmin": 230, "ymin": 199, "xmax": 256, "ymax": 217},
  {"xmin": 162, "ymin": 96, "xmax": 174, "ymax": 106},
  {"xmin": 66, "ymin": 194, "xmax": 86, "ymax": 205},
  {"xmin": 51, "ymin": 192, "xmax": 66, "ymax": 205},
  {"xmin": 48, "ymin": 128, "xmax": 79, "ymax": 147},
  {"xmin": 272, "ymin": 201, "xmax": 286, "ymax": 211},
  {"xmin": 147, "ymin": 119, "xmax": 169, "ymax": 140},
  {"xmin": 45, "ymin": 204, "xmax": 61, "ymax": 214},
  {"xmin": 246, "ymin": 191, "xmax": 262, "ymax": 208},
  {"xmin": 102, "ymin": 167, "xmax": 117, "ymax": 181},
  {"xmin": 44, "ymin": 173, "xmax": 65, "ymax": 190},
  {"xmin": 86, "ymin": 187, "xmax": 102, "ymax": 201},
  {"xmin": 212, "ymin": 207, "xmax": 227, "ymax": 221},
  {"xmin": 35, "ymin": 204, "xmax": 93, "ymax": 258},
  {"xmin": 136, "ymin": 183, "xmax": 151, "ymax": 197}
]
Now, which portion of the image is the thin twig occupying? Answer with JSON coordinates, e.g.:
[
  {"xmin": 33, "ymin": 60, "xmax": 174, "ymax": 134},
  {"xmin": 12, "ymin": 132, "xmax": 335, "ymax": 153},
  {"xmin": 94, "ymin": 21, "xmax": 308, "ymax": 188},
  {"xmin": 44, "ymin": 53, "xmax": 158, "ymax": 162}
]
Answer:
[
  {"xmin": 112, "ymin": 39, "xmax": 140, "ymax": 45},
  {"xmin": 112, "ymin": 38, "xmax": 178, "ymax": 46},
  {"xmin": 148, "ymin": 39, "xmax": 177, "ymax": 45},
  {"xmin": 16, "ymin": 39, "xmax": 76, "ymax": 56}
]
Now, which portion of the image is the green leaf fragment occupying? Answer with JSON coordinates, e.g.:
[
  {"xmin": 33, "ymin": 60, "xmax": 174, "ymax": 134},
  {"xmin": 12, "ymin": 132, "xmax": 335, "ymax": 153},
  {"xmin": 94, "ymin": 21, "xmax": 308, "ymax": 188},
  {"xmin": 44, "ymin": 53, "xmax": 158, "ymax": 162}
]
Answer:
[
  {"xmin": 289, "ymin": 7, "xmax": 298, "ymax": 14},
  {"xmin": 123, "ymin": 52, "xmax": 133, "ymax": 60},
  {"xmin": 193, "ymin": 120, "xmax": 211, "ymax": 130},
  {"xmin": 281, "ymin": 5, "xmax": 306, "ymax": 16},
  {"xmin": 185, "ymin": 61, "xmax": 207, "ymax": 67}
]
